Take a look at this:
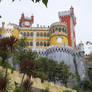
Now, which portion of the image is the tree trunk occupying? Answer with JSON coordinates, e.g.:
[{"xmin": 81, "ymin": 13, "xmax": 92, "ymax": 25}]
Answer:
[
  {"xmin": 20, "ymin": 73, "xmax": 25, "ymax": 87},
  {"xmin": 4, "ymin": 63, "xmax": 8, "ymax": 79}
]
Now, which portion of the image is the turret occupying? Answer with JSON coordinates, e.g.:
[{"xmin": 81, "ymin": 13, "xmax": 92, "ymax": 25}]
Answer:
[
  {"xmin": 70, "ymin": 6, "xmax": 74, "ymax": 15},
  {"xmin": 77, "ymin": 41, "xmax": 85, "ymax": 56},
  {"xmin": 19, "ymin": 13, "xmax": 34, "ymax": 27},
  {"xmin": 49, "ymin": 22, "xmax": 68, "ymax": 46},
  {"xmin": 58, "ymin": 7, "xmax": 76, "ymax": 48}
]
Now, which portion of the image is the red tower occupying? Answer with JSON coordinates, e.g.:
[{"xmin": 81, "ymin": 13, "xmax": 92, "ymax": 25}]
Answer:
[
  {"xmin": 58, "ymin": 6, "xmax": 76, "ymax": 48},
  {"xmin": 19, "ymin": 13, "xmax": 34, "ymax": 28}
]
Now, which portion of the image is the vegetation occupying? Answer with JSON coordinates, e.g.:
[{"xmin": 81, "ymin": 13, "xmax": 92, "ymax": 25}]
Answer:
[
  {"xmin": 35, "ymin": 57, "xmax": 74, "ymax": 86},
  {"xmin": 63, "ymin": 90, "xmax": 72, "ymax": 92},
  {"xmin": 0, "ymin": 0, "xmax": 48, "ymax": 7},
  {"xmin": 40, "ymin": 87, "xmax": 50, "ymax": 92}
]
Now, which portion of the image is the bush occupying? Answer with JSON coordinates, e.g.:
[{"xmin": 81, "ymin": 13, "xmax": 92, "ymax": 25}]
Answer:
[
  {"xmin": 80, "ymin": 80, "xmax": 92, "ymax": 90},
  {"xmin": 13, "ymin": 87, "xmax": 24, "ymax": 92},
  {"xmin": 63, "ymin": 90, "xmax": 72, "ymax": 92},
  {"xmin": 40, "ymin": 87, "xmax": 50, "ymax": 92}
]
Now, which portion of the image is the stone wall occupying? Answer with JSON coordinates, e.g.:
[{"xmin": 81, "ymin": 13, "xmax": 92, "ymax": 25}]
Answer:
[
  {"xmin": 36, "ymin": 45, "xmax": 87, "ymax": 81},
  {"xmin": 0, "ymin": 67, "xmax": 76, "ymax": 92}
]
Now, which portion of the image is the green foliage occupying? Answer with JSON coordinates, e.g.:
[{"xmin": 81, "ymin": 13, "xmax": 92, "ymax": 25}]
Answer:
[
  {"xmin": 72, "ymin": 84, "xmax": 80, "ymax": 91},
  {"xmin": 11, "ymin": 0, "xmax": 48, "ymax": 7},
  {"xmin": 16, "ymin": 38, "xmax": 27, "ymax": 49},
  {"xmin": 81, "ymin": 80, "xmax": 92, "ymax": 90},
  {"xmin": 0, "ymin": 57, "xmax": 3, "ymax": 65},
  {"xmin": 40, "ymin": 87, "xmax": 50, "ymax": 92},
  {"xmin": 35, "ymin": 57, "xmax": 74, "ymax": 86},
  {"xmin": 13, "ymin": 87, "xmax": 24, "ymax": 92},
  {"xmin": 42, "ymin": 0, "xmax": 48, "ymax": 7},
  {"xmin": 14, "ymin": 49, "xmax": 37, "ymax": 65},
  {"xmin": 63, "ymin": 90, "xmax": 72, "ymax": 92},
  {"xmin": 88, "ymin": 68, "xmax": 92, "ymax": 83}
]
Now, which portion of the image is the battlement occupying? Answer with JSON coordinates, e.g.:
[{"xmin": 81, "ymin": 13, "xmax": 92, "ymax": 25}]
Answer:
[
  {"xmin": 58, "ymin": 11, "xmax": 71, "ymax": 17},
  {"xmin": 50, "ymin": 22, "xmax": 67, "ymax": 28},
  {"xmin": 36, "ymin": 45, "xmax": 81, "ymax": 58},
  {"xmin": 19, "ymin": 26, "xmax": 49, "ymax": 31}
]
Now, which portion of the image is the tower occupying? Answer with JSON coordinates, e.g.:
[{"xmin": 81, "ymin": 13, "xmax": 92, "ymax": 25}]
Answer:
[
  {"xmin": 19, "ymin": 13, "xmax": 34, "ymax": 28},
  {"xmin": 49, "ymin": 22, "xmax": 68, "ymax": 46},
  {"xmin": 58, "ymin": 6, "xmax": 76, "ymax": 48}
]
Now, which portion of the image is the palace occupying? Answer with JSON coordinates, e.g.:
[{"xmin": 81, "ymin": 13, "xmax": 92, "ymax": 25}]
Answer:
[{"xmin": 0, "ymin": 7, "xmax": 87, "ymax": 84}]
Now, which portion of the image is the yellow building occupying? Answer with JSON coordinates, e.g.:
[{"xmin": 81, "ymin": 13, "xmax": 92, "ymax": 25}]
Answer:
[
  {"xmin": 12, "ymin": 22, "xmax": 68, "ymax": 50},
  {"xmin": 0, "ymin": 14, "xmax": 68, "ymax": 50}
]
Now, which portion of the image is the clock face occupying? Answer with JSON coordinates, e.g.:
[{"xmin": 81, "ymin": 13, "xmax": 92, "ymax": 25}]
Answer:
[
  {"xmin": 57, "ymin": 37, "xmax": 62, "ymax": 43},
  {"xmin": 24, "ymin": 21, "xmax": 30, "ymax": 26}
]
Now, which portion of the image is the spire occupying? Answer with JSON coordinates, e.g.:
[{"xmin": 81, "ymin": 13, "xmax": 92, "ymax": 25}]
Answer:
[{"xmin": 70, "ymin": 6, "xmax": 74, "ymax": 15}]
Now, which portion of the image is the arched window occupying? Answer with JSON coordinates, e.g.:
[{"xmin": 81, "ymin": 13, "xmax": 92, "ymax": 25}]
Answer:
[
  {"xmin": 30, "ymin": 42, "xmax": 33, "ymax": 46},
  {"xmin": 47, "ymin": 42, "xmax": 49, "ymax": 46},
  {"xmin": 30, "ymin": 32, "xmax": 33, "ymax": 36},
  {"xmin": 40, "ymin": 42, "xmax": 43, "ymax": 46},
  {"xmin": 24, "ymin": 32, "xmax": 26, "ymax": 37},
  {"xmin": 47, "ymin": 33, "xmax": 49, "ymax": 37},
  {"xmin": 59, "ymin": 28, "xmax": 61, "ymax": 32},
  {"xmin": 62, "ymin": 28, "xmax": 64, "ymax": 32},
  {"xmin": 40, "ymin": 32, "xmax": 43, "ymax": 37},
  {"xmin": 53, "ymin": 29, "xmax": 55, "ymax": 33},
  {"xmin": 26, "ymin": 42, "xmax": 29, "ymax": 46},
  {"xmin": 44, "ymin": 32, "xmax": 46, "ymax": 37},
  {"xmin": 27, "ymin": 32, "xmax": 29, "ymax": 36},
  {"xmin": 37, "ymin": 32, "xmax": 39, "ymax": 37},
  {"xmin": 44, "ymin": 42, "xmax": 46, "ymax": 46},
  {"xmin": 36, "ymin": 42, "xmax": 39, "ymax": 46}
]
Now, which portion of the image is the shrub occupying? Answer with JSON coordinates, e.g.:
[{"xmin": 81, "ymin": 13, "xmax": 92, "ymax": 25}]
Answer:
[
  {"xmin": 63, "ymin": 90, "xmax": 72, "ymax": 92},
  {"xmin": 40, "ymin": 87, "xmax": 50, "ymax": 92},
  {"xmin": 22, "ymin": 78, "xmax": 33, "ymax": 92},
  {"xmin": 0, "ymin": 77, "xmax": 7, "ymax": 91}
]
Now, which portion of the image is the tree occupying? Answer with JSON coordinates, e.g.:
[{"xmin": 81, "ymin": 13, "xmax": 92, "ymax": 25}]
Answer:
[
  {"xmin": 0, "ymin": 0, "xmax": 48, "ymax": 7},
  {"xmin": 56, "ymin": 62, "xmax": 74, "ymax": 86},
  {"xmin": 0, "ymin": 36, "xmax": 17, "ymax": 78},
  {"xmin": 35, "ymin": 57, "xmax": 74, "ymax": 86}
]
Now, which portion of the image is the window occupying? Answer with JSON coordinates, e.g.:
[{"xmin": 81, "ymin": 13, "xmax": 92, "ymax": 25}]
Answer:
[
  {"xmin": 62, "ymin": 28, "xmax": 64, "ymax": 32},
  {"xmin": 47, "ymin": 33, "xmax": 49, "ymax": 37},
  {"xmin": 47, "ymin": 42, "xmax": 49, "ymax": 46},
  {"xmin": 30, "ymin": 32, "xmax": 33, "ymax": 36},
  {"xmin": 44, "ymin": 42, "xmax": 46, "ymax": 46},
  {"xmin": 37, "ymin": 32, "xmax": 39, "ymax": 37},
  {"xmin": 36, "ymin": 42, "xmax": 39, "ymax": 46},
  {"xmin": 27, "ymin": 42, "xmax": 30, "ymax": 46},
  {"xmin": 27, "ymin": 32, "xmax": 29, "ymax": 36},
  {"xmin": 57, "ymin": 37, "xmax": 63, "ymax": 43},
  {"xmin": 53, "ymin": 29, "xmax": 55, "ymax": 33},
  {"xmin": 24, "ymin": 32, "xmax": 26, "ymax": 37},
  {"xmin": 30, "ymin": 42, "xmax": 33, "ymax": 46},
  {"xmin": 40, "ymin": 32, "xmax": 43, "ymax": 37},
  {"xmin": 59, "ymin": 28, "xmax": 61, "ymax": 32},
  {"xmin": 44, "ymin": 32, "xmax": 46, "ymax": 37},
  {"xmin": 40, "ymin": 42, "xmax": 43, "ymax": 46}
]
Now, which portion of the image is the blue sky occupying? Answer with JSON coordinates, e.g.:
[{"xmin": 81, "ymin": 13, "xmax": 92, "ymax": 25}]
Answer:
[{"xmin": 0, "ymin": 0, "xmax": 92, "ymax": 53}]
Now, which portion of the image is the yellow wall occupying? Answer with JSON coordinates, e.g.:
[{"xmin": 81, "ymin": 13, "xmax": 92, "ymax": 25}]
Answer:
[
  {"xmin": 49, "ymin": 25, "xmax": 68, "ymax": 46},
  {"xmin": 1, "ymin": 23, "xmax": 68, "ymax": 50},
  {"xmin": 50, "ymin": 35, "xmax": 68, "ymax": 46}
]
